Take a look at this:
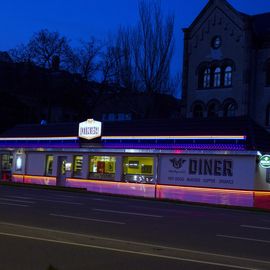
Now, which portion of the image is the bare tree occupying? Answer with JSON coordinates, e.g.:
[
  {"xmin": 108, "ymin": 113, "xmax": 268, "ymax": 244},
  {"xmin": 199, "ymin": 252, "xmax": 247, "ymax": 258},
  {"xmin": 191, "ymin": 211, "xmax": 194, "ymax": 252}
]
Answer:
[
  {"xmin": 27, "ymin": 29, "xmax": 71, "ymax": 69},
  {"xmin": 101, "ymin": 29, "xmax": 138, "ymax": 91},
  {"xmin": 100, "ymin": 1, "xmax": 175, "ymax": 94},
  {"xmin": 133, "ymin": 1, "xmax": 175, "ymax": 94},
  {"xmin": 9, "ymin": 43, "xmax": 34, "ymax": 63},
  {"xmin": 67, "ymin": 37, "xmax": 101, "ymax": 80}
]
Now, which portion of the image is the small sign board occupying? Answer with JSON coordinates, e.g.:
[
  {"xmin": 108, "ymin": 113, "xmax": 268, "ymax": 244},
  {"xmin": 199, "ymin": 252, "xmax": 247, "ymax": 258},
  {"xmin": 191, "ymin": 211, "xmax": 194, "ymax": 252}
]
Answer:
[
  {"xmin": 78, "ymin": 119, "xmax": 102, "ymax": 140},
  {"xmin": 259, "ymin": 155, "xmax": 270, "ymax": 169}
]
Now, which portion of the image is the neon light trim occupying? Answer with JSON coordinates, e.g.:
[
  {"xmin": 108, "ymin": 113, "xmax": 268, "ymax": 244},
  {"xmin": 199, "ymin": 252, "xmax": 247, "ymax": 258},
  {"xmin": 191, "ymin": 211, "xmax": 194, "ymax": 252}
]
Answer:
[
  {"xmin": 102, "ymin": 135, "xmax": 246, "ymax": 140},
  {"xmin": 0, "ymin": 136, "xmax": 78, "ymax": 141},
  {"xmin": 102, "ymin": 143, "xmax": 246, "ymax": 151}
]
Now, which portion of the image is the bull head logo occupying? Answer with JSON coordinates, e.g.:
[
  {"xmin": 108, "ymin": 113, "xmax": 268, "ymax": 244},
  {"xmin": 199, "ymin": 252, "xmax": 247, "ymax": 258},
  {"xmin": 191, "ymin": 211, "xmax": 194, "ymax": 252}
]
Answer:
[{"xmin": 170, "ymin": 158, "xmax": 186, "ymax": 169}]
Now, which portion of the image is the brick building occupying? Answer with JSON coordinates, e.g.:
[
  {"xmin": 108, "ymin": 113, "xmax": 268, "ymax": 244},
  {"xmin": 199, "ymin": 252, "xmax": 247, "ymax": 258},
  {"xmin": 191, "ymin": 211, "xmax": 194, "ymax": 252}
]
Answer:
[{"xmin": 182, "ymin": 0, "xmax": 270, "ymax": 130}]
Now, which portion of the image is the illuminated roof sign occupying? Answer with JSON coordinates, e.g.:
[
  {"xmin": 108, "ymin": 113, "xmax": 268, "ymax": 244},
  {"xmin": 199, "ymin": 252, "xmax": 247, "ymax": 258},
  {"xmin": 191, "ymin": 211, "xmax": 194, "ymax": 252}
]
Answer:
[{"xmin": 79, "ymin": 119, "xmax": 102, "ymax": 140}]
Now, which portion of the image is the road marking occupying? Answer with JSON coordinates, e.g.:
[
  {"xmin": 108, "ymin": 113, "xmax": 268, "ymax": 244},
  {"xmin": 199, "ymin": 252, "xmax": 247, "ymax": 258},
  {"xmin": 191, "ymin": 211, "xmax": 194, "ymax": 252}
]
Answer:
[
  {"xmin": 241, "ymin": 225, "xmax": 270, "ymax": 231},
  {"xmin": 92, "ymin": 208, "xmax": 163, "ymax": 218},
  {"xmin": 217, "ymin": 234, "xmax": 270, "ymax": 244},
  {"xmin": 0, "ymin": 221, "xmax": 269, "ymax": 267},
  {"xmin": 261, "ymin": 219, "xmax": 270, "ymax": 223},
  {"xmin": 51, "ymin": 195, "xmax": 79, "ymax": 199},
  {"xmin": 0, "ymin": 198, "xmax": 35, "ymax": 204},
  {"xmin": 35, "ymin": 199, "xmax": 83, "ymax": 205},
  {"xmin": 4, "ymin": 195, "xmax": 33, "ymax": 200},
  {"xmin": 0, "ymin": 232, "xmax": 259, "ymax": 270},
  {"xmin": 0, "ymin": 202, "xmax": 29, "ymax": 207},
  {"xmin": 50, "ymin": 213, "xmax": 125, "ymax": 225},
  {"xmin": 91, "ymin": 198, "xmax": 109, "ymax": 201}
]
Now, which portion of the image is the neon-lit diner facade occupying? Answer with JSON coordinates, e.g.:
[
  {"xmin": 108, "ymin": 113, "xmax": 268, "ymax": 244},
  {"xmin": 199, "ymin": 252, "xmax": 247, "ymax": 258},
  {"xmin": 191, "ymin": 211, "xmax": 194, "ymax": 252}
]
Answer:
[{"xmin": 0, "ymin": 118, "xmax": 269, "ymax": 210}]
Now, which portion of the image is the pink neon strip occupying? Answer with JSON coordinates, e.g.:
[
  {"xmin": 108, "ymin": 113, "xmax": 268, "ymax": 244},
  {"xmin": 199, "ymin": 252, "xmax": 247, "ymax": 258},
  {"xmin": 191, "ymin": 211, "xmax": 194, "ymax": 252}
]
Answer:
[
  {"xmin": 66, "ymin": 178, "xmax": 155, "ymax": 198},
  {"xmin": 156, "ymin": 185, "xmax": 254, "ymax": 207}
]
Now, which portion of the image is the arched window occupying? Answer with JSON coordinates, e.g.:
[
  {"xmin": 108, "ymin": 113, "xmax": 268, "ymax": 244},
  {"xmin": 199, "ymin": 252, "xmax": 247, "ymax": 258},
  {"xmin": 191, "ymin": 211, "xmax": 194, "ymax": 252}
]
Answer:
[
  {"xmin": 203, "ymin": 68, "xmax": 211, "ymax": 88},
  {"xmin": 224, "ymin": 103, "xmax": 236, "ymax": 117},
  {"xmin": 213, "ymin": 67, "xmax": 221, "ymax": 87},
  {"xmin": 207, "ymin": 102, "xmax": 219, "ymax": 118},
  {"xmin": 224, "ymin": 66, "xmax": 232, "ymax": 86},
  {"xmin": 208, "ymin": 103, "xmax": 217, "ymax": 118},
  {"xmin": 193, "ymin": 104, "xmax": 204, "ymax": 118}
]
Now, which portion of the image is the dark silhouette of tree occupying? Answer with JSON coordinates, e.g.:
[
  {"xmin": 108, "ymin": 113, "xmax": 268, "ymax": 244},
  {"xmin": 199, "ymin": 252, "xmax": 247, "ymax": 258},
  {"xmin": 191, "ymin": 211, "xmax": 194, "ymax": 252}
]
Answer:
[
  {"xmin": 133, "ymin": 1, "xmax": 175, "ymax": 94},
  {"xmin": 100, "ymin": 29, "xmax": 138, "ymax": 91},
  {"xmin": 66, "ymin": 37, "xmax": 101, "ymax": 80},
  {"xmin": 100, "ymin": 0, "xmax": 176, "ymax": 94},
  {"xmin": 10, "ymin": 29, "xmax": 71, "ymax": 69}
]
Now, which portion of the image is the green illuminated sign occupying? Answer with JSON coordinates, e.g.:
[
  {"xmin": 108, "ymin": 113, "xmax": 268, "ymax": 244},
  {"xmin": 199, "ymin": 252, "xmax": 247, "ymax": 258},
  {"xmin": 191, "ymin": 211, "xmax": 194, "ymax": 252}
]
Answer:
[{"xmin": 259, "ymin": 155, "xmax": 270, "ymax": 168}]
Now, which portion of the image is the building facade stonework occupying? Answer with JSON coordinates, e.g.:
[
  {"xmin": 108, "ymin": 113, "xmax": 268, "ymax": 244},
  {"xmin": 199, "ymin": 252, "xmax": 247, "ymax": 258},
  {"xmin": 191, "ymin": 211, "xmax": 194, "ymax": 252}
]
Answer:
[{"xmin": 182, "ymin": 0, "xmax": 270, "ymax": 130}]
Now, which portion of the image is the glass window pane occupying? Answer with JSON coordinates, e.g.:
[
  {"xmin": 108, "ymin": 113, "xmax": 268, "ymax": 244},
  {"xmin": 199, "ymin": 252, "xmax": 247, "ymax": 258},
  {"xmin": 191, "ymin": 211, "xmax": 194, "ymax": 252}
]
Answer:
[
  {"xmin": 89, "ymin": 156, "xmax": 116, "ymax": 180},
  {"xmin": 214, "ymin": 67, "xmax": 221, "ymax": 87},
  {"xmin": 45, "ymin": 155, "xmax": 53, "ymax": 176},
  {"xmin": 224, "ymin": 66, "xmax": 232, "ymax": 86},
  {"xmin": 122, "ymin": 156, "xmax": 154, "ymax": 184},
  {"xmin": 203, "ymin": 68, "xmax": 211, "ymax": 88},
  {"xmin": 73, "ymin": 155, "xmax": 83, "ymax": 177}
]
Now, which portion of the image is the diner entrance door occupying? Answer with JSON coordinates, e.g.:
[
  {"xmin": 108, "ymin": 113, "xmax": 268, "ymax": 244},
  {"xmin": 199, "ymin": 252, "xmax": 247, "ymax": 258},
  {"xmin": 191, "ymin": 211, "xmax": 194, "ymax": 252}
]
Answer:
[{"xmin": 56, "ymin": 156, "xmax": 67, "ymax": 186}]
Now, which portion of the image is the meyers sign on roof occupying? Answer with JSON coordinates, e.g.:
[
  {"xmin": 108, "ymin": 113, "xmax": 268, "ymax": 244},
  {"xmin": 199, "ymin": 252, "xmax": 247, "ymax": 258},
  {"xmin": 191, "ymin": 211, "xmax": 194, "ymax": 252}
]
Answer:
[{"xmin": 78, "ymin": 119, "xmax": 102, "ymax": 140}]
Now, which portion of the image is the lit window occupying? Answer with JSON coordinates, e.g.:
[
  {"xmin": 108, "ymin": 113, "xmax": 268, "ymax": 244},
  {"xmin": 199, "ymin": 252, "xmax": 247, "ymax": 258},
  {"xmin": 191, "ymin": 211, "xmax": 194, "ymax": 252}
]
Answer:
[
  {"xmin": 214, "ymin": 67, "xmax": 221, "ymax": 87},
  {"xmin": 89, "ymin": 156, "xmax": 116, "ymax": 180},
  {"xmin": 122, "ymin": 156, "xmax": 154, "ymax": 184},
  {"xmin": 224, "ymin": 66, "xmax": 232, "ymax": 86},
  {"xmin": 45, "ymin": 155, "xmax": 53, "ymax": 175},
  {"xmin": 73, "ymin": 155, "xmax": 83, "ymax": 177},
  {"xmin": 203, "ymin": 68, "xmax": 211, "ymax": 88},
  {"xmin": 1, "ymin": 154, "xmax": 12, "ymax": 170},
  {"xmin": 15, "ymin": 156, "xmax": 22, "ymax": 171}
]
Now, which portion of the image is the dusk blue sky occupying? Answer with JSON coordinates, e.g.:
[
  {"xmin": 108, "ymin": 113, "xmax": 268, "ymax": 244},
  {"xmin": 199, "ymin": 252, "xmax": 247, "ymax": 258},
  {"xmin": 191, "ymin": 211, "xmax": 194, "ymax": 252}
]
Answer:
[{"xmin": 1, "ymin": 0, "xmax": 270, "ymax": 83}]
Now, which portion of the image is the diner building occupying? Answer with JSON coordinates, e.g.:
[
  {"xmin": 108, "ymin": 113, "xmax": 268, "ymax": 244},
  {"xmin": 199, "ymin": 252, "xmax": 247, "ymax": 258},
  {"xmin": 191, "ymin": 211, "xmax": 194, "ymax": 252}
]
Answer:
[{"xmin": 0, "ymin": 117, "xmax": 269, "ymax": 210}]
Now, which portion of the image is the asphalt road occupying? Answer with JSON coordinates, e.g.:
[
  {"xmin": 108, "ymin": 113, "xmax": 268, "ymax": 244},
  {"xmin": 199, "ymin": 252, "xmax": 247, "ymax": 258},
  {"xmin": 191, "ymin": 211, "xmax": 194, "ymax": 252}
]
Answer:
[{"xmin": 0, "ymin": 185, "xmax": 269, "ymax": 270}]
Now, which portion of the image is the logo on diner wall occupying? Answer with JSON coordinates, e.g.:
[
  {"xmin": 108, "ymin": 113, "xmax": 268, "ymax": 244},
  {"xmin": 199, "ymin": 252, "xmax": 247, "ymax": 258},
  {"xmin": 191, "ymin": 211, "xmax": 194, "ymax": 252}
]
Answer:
[
  {"xmin": 259, "ymin": 155, "xmax": 270, "ymax": 169},
  {"xmin": 78, "ymin": 119, "xmax": 102, "ymax": 140},
  {"xmin": 170, "ymin": 158, "xmax": 186, "ymax": 169}
]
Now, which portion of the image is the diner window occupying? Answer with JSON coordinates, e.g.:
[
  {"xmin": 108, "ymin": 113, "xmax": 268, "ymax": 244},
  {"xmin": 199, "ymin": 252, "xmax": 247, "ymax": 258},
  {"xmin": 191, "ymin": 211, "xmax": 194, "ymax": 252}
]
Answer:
[
  {"xmin": 213, "ymin": 67, "xmax": 221, "ymax": 87},
  {"xmin": 73, "ymin": 155, "xmax": 83, "ymax": 177},
  {"xmin": 122, "ymin": 156, "xmax": 154, "ymax": 184},
  {"xmin": 1, "ymin": 154, "xmax": 12, "ymax": 171},
  {"xmin": 224, "ymin": 66, "xmax": 232, "ymax": 86},
  {"xmin": 45, "ymin": 155, "xmax": 53, "ymax": 176},
  {"xmin": 1, "ymin": 154, "xmax": 13, "ymax": 180},
  {"xmin": 89, "ymin": 156, "xmax": 116, "ymax": 180}
]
